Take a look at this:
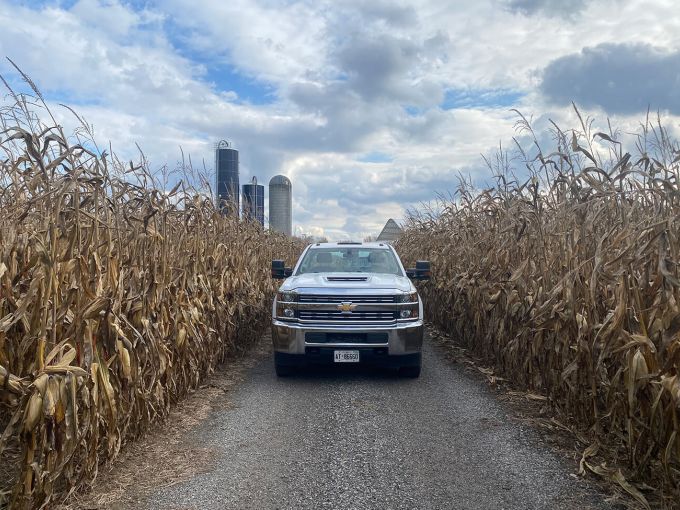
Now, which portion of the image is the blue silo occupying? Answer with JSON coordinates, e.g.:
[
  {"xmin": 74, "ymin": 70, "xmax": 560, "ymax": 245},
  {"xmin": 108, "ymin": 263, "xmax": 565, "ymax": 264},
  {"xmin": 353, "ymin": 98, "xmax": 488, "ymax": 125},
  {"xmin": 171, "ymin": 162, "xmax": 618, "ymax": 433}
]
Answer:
[
  {"xmin": 242, "ymin": 176, "xmax": 265, "ymax": 226},
  {"xmin": 215, "ymin": 140, "xmax": 239, "ymax": 214}
]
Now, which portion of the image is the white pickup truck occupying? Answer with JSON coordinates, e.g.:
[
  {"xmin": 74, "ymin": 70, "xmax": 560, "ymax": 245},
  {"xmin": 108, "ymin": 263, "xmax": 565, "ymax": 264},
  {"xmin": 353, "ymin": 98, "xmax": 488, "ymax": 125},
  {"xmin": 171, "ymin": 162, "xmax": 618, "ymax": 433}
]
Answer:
[{"xmin": 271, "ymin": 242, "xmax": 430, "ymax": 377}]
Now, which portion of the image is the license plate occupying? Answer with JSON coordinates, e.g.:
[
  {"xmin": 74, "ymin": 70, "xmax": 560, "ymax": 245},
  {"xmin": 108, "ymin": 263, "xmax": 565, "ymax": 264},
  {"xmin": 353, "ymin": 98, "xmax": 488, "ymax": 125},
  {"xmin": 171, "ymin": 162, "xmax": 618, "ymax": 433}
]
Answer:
[{"xmin": 334, "ymin": 350, "xmax": 360, "ymax": 363}]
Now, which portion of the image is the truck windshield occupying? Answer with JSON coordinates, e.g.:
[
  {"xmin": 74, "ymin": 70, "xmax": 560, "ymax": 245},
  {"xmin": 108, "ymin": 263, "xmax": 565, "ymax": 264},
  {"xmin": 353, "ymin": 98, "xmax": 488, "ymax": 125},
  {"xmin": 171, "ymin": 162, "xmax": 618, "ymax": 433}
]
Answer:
[{"xmin": 296, "ymin": 248, "xmax": 403, "ymax": 276}]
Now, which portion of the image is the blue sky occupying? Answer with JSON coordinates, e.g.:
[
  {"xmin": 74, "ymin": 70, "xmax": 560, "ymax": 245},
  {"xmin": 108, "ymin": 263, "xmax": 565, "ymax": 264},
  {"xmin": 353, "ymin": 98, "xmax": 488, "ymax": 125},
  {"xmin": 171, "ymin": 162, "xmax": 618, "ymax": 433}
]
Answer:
[
  {"xmin": 203, "ymin": 64, "xmax": 276, "ymax": 105},
  {"xmin": 441, "ymin": 89, "xmax": 525, "ymax": 110},
  {"xmin": 0, "ymin": 0, "xmax": 679, "ymax": 239}
]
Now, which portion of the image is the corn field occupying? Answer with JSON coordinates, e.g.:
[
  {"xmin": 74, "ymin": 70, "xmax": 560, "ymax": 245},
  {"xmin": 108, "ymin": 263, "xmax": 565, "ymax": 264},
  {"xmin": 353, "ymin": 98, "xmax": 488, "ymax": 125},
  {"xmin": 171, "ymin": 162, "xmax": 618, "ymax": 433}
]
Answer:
[
  {"xmin": 397, "ymin": 110, "xmax": 680, "ymax": 507},
  {"xmin": 0, "ymin": 92, "xmax": 302, "ymax": 509}
]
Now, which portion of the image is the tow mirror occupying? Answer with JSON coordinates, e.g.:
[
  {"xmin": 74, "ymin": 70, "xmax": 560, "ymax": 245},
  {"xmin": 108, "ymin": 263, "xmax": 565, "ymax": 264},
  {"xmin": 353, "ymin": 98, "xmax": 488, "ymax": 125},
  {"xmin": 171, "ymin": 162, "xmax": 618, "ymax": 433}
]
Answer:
[
  {"xmin": 272, "ymin": 260, "xmax": 291, "ymax": 279},
  {"xmin": 407, "ymin": 260, "xmax": 431, "ymax": 281},
  {"xmin": 416, "ymin": 260, "xmax": 431, "ymax": 279}
]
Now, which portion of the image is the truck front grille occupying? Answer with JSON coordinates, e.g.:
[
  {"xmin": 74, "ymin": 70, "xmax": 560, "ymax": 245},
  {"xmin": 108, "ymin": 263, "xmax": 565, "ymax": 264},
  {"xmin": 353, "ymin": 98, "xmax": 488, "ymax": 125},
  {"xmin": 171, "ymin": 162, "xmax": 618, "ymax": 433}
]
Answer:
[
  {"xmin": 298, "ymin": 311, "xmax": 396, "ymax": 321},
  {"xmin": 298, "ymin": 294, "xmax": 397, "ymax": 304}
]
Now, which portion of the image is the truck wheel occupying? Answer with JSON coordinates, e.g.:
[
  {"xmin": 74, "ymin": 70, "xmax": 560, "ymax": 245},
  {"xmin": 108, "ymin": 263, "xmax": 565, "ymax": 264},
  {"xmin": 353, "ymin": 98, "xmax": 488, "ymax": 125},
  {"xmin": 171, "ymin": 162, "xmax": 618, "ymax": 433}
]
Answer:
[
  {"xmin": 399, "ymin": 365, "xmax": 421, "ymax": 378},
  {"xmin": 275, "ymin": 362, "xmax": 293, "ymax": 377}
]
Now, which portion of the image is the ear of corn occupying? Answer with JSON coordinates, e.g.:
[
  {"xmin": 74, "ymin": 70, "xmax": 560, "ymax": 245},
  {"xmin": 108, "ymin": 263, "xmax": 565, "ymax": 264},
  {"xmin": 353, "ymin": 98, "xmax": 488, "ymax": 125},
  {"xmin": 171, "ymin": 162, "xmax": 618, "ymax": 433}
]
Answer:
[
  {"xmin": 0, "ymin": 96, "xmax": 303, "ymax": 508},
  {"xmin": 397, "ymin": 110, "xmax": 680, "ymax": 505}
]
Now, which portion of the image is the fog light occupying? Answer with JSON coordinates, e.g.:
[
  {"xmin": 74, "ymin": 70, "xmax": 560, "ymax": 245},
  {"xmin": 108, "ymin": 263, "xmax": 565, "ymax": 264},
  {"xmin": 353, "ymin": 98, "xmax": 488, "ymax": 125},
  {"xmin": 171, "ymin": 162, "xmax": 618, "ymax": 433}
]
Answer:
[
  {"xmin": 284, "ymin": 308, "xmax": 295, "ymax": 318},
  {"xmin": 400, "ymin": 310, "xmax": 412, "ymax": 319}
]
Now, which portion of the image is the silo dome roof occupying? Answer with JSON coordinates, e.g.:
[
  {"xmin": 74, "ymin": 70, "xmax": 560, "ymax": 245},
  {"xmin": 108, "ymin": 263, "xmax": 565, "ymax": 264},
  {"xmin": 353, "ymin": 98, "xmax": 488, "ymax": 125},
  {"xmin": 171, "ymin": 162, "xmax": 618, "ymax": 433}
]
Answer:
[{"xmin": 269, "ymin": 175, "xmax": 291, "ymax": 186}]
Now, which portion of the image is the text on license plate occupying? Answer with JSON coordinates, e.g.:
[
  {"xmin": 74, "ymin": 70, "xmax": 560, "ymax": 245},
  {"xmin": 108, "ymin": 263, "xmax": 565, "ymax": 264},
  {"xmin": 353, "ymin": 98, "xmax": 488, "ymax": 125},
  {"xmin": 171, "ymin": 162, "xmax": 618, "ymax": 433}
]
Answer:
[{"xmin": 334, "ymin": 350, "xmax": 360, "ymax": 363}]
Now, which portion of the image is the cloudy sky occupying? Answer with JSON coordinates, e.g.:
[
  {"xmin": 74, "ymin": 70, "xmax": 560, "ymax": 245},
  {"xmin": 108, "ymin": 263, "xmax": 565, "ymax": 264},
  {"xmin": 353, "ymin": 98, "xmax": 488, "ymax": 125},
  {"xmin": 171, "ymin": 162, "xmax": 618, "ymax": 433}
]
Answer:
[{"xmin": 1, "ymin": 0, "xmax": 679, "ymax": 239}]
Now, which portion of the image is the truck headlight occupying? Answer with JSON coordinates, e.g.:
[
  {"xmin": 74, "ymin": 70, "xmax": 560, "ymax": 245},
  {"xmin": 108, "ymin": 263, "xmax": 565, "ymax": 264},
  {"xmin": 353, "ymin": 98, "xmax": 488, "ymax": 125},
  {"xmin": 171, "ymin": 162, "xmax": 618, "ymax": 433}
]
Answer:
[
  {"xmin": 275, "ymin": 301, "xmax": 297, "ymax": 320},
  {"xmin": 276, "ymin": 291, "xmax": 298, "ymax": 303},
  {"xmin": 275, "ymin": 291, "xmax": 297, "ymax": 320},
  {"xmin": 399, "ymin": 306, "xmax": 419, "ymax": 319},
  {"xmin": 397, "ymin": 292, "xmax": 418, "ymax": 303}
]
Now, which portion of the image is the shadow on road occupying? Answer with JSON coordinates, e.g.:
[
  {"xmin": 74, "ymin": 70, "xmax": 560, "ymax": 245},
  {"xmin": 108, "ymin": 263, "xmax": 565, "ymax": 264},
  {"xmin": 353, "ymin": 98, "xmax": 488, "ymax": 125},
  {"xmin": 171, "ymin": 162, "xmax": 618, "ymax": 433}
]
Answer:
[{"xmin": 273, "ymin": 363, "xmax": 412, "ymax": 380}]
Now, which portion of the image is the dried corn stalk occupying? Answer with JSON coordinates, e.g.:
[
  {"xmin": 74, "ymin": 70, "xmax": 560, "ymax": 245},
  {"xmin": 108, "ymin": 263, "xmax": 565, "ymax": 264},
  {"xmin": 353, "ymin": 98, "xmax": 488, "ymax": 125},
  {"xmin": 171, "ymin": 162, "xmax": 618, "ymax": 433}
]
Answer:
[
  {"xmin": 397, "ymin": 109, "xmax": 680, "ymax": 506},
  {"xmin": 0, "ymin": 93, "xmax": 303, "ymax": 509}
]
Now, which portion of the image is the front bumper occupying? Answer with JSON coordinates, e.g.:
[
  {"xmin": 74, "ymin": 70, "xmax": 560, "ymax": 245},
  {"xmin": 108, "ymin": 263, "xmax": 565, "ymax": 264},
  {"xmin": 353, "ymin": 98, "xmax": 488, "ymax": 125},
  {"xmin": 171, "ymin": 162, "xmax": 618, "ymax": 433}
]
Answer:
[
  {"xmin": 274, "ymin": 349, "xmax": 421, "ymax": 369},
  {"xmin": 271, "ymin": 319, "xmax": 424, "ymax": 355}
]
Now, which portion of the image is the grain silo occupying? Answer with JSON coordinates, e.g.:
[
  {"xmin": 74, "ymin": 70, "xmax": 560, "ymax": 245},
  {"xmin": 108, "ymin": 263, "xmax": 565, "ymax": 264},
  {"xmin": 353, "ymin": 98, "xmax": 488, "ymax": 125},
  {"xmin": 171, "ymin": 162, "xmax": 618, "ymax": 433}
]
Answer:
[
  {"xmin": 268, "ymin": 175, "xmax": 292, "ymax": 236},
  {"xmin": 215, "ymin": 140, "xmax": 239, "ymax": 214},
  {"xmin": 242, "ymin": 176, "xmax": 265, "ymax": 226}
]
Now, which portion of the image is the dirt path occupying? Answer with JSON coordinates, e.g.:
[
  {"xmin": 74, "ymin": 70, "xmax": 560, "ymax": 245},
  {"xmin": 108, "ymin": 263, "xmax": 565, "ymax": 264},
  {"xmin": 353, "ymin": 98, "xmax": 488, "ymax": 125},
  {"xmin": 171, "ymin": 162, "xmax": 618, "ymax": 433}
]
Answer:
[{"xmin": 65, "ymin": 331, "xmax": 625, "ymax": 510}]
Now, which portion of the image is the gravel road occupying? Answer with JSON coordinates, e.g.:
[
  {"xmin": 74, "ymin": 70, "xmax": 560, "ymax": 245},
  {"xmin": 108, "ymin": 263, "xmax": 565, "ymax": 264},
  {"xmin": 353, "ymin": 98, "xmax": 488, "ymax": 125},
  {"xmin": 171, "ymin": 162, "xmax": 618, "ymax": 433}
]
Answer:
[{"xmin": 146, "ymin": 334, "xmax": 611, "ymax": 510}]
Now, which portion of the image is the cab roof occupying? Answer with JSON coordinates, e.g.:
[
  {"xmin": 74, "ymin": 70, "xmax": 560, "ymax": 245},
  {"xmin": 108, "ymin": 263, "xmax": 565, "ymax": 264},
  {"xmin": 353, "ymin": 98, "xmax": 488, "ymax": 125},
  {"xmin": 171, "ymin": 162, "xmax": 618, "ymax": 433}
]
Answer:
[{"xmin": 310, "ymin": 241, "xmax": 391, "ymax": 249}]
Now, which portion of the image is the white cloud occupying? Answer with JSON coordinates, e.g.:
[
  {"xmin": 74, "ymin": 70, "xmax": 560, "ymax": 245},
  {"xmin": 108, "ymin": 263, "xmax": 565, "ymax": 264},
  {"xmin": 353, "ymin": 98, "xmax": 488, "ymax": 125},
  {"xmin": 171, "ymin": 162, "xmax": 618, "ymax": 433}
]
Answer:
[
  {"xmin": 164, "ymin": 0, "xmax": 330, "ymax": 84},
  {"xmin": 1, "ymin": 0, "xmax": 679, "ymax": 240}
]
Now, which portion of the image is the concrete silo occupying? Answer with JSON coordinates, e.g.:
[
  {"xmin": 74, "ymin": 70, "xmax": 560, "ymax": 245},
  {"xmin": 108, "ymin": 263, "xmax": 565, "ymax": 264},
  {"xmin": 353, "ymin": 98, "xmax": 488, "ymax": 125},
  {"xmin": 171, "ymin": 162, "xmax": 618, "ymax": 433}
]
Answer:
[
  {"xmin": 215, "ymin": 140, "xmax": 239, "ymax": 214},
  {"xmin": 268, "ymin": 175, "xmax": 292, "ymax": 236}
]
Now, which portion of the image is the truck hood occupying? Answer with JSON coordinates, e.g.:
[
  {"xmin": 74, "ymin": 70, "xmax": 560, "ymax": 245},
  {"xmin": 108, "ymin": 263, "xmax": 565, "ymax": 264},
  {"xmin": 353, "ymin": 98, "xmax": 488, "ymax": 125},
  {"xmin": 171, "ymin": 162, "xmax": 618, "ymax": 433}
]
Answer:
[{"xmin": 280, "ymin": 273, "xmax": 414, "ymax": 293}]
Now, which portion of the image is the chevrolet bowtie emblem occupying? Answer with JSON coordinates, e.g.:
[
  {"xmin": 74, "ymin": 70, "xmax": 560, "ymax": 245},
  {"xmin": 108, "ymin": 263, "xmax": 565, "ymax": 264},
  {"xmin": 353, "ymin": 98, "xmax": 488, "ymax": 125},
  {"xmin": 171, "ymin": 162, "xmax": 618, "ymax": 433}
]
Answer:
[{"xmin": 337, "ymin": 302, "xmax": 357, "ymax": 313}]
